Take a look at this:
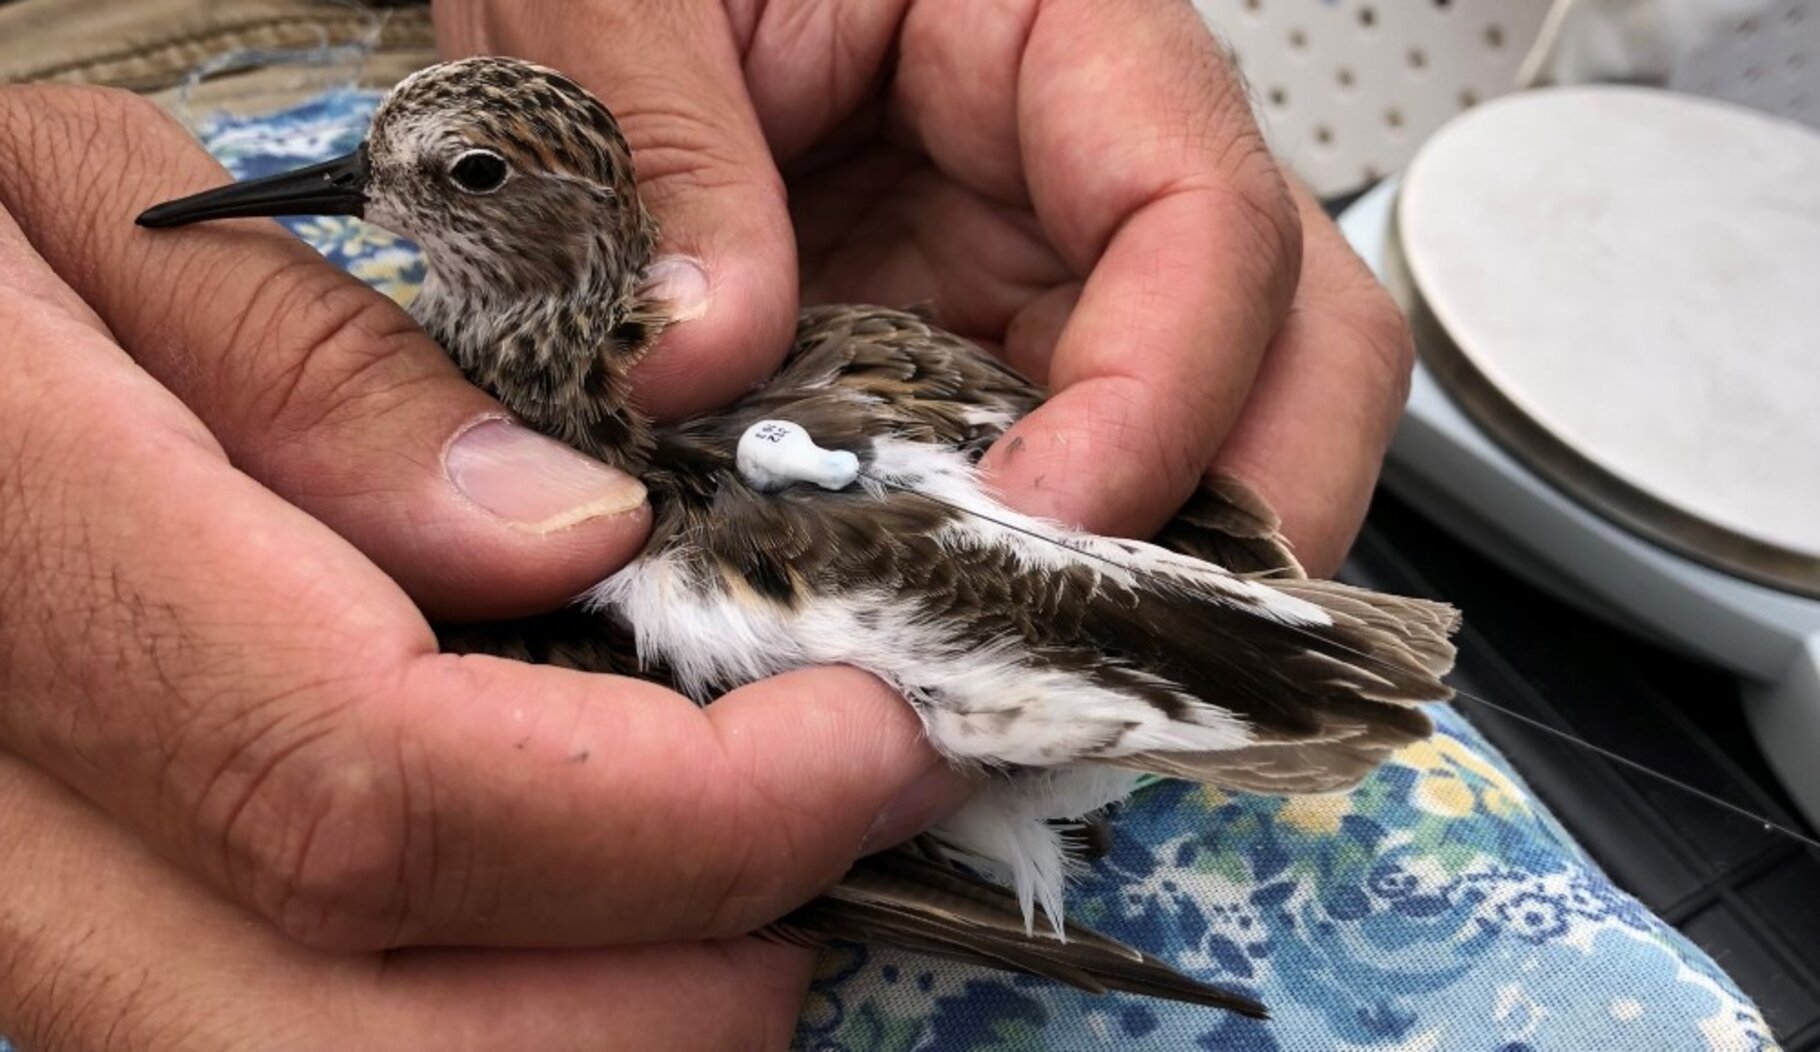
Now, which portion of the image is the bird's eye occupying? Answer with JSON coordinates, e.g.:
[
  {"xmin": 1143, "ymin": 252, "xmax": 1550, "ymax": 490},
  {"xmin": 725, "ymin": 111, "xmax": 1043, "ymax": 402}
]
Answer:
[{"xmin": 449, "ymin": 150, "xmax": 509, "ymax": 194}]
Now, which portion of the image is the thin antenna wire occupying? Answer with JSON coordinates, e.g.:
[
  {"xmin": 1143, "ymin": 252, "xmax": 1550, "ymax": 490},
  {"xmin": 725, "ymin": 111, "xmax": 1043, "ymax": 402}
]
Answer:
[
  {"xmin": 1449, "ymin": 691, "xmax": 1820, "ymax": 852},
  {"xmin": 856, "ymin": 470, "xmax": 1820, "ymax": 855}
]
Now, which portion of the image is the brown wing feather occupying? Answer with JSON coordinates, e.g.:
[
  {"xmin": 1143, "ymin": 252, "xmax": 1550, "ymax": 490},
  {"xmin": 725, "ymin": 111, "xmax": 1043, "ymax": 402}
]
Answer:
[
  {"xmin": 779, "ymin": 305, "xmax": 1041, "ymax": 453},
  {"xmin": 782, "ymin": 306, "xmax": 1304, "ymax": 576},
  {"xmin": 768, "ymin": 846, "xmax": 1269, "ymax": 1016}
]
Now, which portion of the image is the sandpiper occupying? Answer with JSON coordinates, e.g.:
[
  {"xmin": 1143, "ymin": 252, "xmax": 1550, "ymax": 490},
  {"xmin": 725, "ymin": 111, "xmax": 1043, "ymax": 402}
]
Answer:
[{"xmin": 139, "ymin": 57, "xmax": 1459, "ymax": 1015}]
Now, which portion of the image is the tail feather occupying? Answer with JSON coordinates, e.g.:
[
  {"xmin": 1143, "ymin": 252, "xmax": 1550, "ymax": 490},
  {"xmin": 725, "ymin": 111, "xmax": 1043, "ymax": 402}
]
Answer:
[
  {"xmin": 1081, "ymin": 574, "xmax": 1457, "ymax": 791},
  {"xmin": 769, "ymin": 846, "xmax": 1269, "ymax": 1017},
  {"xmin": 1268, "ymin": 578, "xmax": 1460, "ymax": 700},
  {"xmin": 1109, "ymin": 738, "xmax": 1406, "ymax": 794}
]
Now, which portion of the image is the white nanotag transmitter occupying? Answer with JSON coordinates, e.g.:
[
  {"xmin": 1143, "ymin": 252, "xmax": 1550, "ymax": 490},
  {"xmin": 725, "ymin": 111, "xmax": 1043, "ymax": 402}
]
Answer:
[{"xmin": 737, "ymin": 420, "xmax": 860, "ymax": 492}]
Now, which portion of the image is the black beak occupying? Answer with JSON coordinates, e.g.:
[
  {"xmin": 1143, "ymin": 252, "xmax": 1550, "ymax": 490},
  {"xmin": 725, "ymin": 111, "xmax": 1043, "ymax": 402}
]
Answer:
[{"xmin": 136, "ymin": 145, "xmax": 369, "ymax": 228}]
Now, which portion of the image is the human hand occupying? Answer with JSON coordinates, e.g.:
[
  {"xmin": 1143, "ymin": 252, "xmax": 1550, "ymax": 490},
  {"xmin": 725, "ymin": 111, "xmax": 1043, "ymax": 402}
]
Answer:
[
  {"xmin": 0, "ymin": 752, "xmax": 813, "ymax": 1049},
  {"xmin": 437, "ymin": 0, "xmax": 1415, "ymax": 575},
  {"xmin": 0, "ymin": 85, "xmax": 968, "ymax": 1044}
]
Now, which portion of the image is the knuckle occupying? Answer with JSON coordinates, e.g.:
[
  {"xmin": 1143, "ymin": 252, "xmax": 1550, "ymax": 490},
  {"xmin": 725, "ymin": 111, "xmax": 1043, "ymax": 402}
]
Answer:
[
  {"xmin": 1147, "ymin": 12, "xmax": 1303, "ymax": 278},
  {"xmin": 1207, "ymin": 137, "xmax": 1303, "ymax": 301},
  {"xmin": 687, "ymin": 765, "xmax": 776, "ymax": 933},
  {"xmin": 691, "ymin": 738, "xmax": 825, "ymax": 935},
  {"xmin": 1359, "ymin": 285, "xmax": 1416, "ymax": 376},
  {"xmin": 261, "ymin": 784, "xmax": 410, "ymax": 951},
  {"xmin": 693, "ymin": 825, "xmax": 769, "ymax": 934},
  {"xmin": 0, "ymin": 82, "xmax": 132, "ymax": 148},
  {"xmin": 1082, "ymin": 375, "xmax": 1192, "ymax": 470},
  {"xmin": 1327, "ymin": 275, "xmax": 1417, "ymax": 406},
  {"xmin": 1041, "ymin": 378, "xmax": 1208, "ymax": 514},
  {"xmin": 0, "ymin": 84, "xmax": 182, "ymax": 220},
  {"xmin": 260, "ymin": 793, "xmax": 403, "ymax": 951},
  {"xmin": 616, "ymin": 95, "xmax": 787, "ymax": 204},
  {"xmin": 231, "ymin": 276, "xmax": 431, "ymax": 443},
  {"xmin": 1222, "ymin": 138, "xmax": 1299, "ymax": 253},
  {"xmin": 1172, "ymin": 39, "xmax": 1305, "ymax": 299},
  {"xmin": 1078, "ymin": 375, "xmax": 1155, "ymax": 459},
  {"xmin": 196, "ymin": 684, "xmax": 416, "ymax": 951}
]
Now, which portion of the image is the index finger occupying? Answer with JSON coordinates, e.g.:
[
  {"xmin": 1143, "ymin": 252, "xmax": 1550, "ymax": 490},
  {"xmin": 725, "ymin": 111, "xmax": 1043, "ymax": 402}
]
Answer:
[{"xmin": 905, "ymin": 0, "xmax": 1302, "ymax": 536}]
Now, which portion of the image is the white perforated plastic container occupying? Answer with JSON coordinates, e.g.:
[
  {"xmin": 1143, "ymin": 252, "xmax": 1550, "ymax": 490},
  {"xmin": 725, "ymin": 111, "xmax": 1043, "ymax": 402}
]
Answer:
[
  {"xmin": 1671, "ymin": 0, "xmax": 1819, "ymax": 127},
  {"xmin": 1197, "ymin": 0, "xmax": 1551, "ymax": 194},
  {"xmin": 1197, "ymin": 0, "xmax": 1815, "ymax": 195}
]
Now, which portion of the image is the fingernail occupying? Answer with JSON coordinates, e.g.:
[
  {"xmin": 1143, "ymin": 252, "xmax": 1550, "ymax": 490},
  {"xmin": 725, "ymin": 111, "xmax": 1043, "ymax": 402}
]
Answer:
[
  {"xmin": 447, "ymin": 418, "xmax": 646, "ymax": 532},
  {"xmin": 643, "ymin": 255, "xmax": 710, "ymax": 322},
  {"xmin": 861, "ymin": 763, "xmax": 975, "ymax": 855}
]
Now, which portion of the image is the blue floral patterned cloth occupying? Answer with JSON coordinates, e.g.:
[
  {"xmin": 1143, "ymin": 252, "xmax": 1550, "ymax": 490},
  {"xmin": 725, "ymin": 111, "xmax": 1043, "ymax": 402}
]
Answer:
[{"xmin": 117, "ymin": 93, "xmax": 1775, "ymax": 1052}]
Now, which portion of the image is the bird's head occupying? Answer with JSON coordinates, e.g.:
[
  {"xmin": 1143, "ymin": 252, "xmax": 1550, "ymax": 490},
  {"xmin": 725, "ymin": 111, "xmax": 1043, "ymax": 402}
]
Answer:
[
  {"xmin": 139, "ymin": 58, "xmax": 665, "ymax": 468},
  {"xmin": 140, "ymin": 56, "xmax": 656, "ymax": 302}
]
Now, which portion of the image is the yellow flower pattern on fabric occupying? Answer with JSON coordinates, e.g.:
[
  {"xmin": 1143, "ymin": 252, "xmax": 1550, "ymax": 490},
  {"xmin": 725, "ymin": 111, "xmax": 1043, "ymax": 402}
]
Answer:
[
  {"xmin": 1278, "ymin": 793, "xmax": 1352, "ymax": 835},
  {"xmin": 1393, "ymin": 734, "xmax": 1534, "ymax": 820},
  {"xmin": 292, "ymin": 215, "xmax": 423, "ymax": 306}
]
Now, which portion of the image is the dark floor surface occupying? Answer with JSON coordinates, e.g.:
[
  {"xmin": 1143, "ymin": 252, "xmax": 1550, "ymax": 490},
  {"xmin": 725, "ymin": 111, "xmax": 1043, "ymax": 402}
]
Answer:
[{"xmin": 1346, "ymin": 489, "xmax": 1820, "ymax": 1050}]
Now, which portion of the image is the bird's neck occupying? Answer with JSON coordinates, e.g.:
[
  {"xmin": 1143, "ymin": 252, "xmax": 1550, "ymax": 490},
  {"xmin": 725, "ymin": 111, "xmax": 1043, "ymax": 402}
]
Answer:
[{"xmin": 414, "ymin": 229, "xmax": 665, "ymax": 475}]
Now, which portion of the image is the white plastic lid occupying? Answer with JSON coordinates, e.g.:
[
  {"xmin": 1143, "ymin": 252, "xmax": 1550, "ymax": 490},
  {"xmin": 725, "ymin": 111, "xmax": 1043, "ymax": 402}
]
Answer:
[{"xmin": 1396, "ymin": 86, "xmax": 1820, "ymax": 595}]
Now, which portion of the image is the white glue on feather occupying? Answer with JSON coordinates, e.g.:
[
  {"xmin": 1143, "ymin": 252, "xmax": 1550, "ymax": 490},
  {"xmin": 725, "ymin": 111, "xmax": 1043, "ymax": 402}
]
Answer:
[{"xmin": 737, "ymin": 420, "xmax": 860, "ymax": 492}]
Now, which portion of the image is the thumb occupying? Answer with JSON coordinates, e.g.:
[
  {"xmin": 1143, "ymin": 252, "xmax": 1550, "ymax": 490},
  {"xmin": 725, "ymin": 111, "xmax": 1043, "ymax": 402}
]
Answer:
[{"xmin": 437, "ymin": 0, "xmax": 800, "ymax": 420}]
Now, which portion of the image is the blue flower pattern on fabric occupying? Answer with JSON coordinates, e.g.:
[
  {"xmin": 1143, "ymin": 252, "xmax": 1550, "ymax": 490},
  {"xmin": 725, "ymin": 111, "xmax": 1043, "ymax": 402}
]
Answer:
[{"xmin": 156, "ymin": 94, "xmax": 1780, "ymax": 1052}]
